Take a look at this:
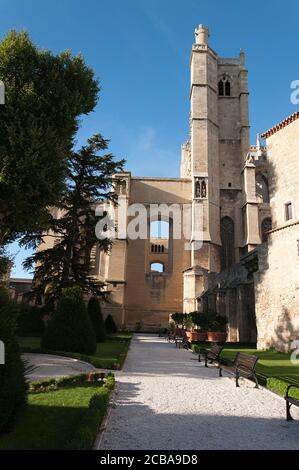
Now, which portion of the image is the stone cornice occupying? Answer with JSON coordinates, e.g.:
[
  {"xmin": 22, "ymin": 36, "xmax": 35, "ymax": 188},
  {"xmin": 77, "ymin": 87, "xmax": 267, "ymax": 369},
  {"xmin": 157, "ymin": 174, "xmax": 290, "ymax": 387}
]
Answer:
[{"xmin": 268, "ymin": 219, "xmax": 299, "ymax": 234}]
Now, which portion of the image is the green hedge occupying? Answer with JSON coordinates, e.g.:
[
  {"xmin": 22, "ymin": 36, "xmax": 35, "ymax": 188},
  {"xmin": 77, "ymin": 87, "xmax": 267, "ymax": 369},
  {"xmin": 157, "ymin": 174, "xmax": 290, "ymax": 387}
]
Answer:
[
  {"xmin": 88, "ymin": 297, "xmax": 106, "ymax": 342},
  {"xmin": 30, "ymin": 372, "xmax": 113, "ymax": 393},
  {"xmin": 17, "ymin": 304, "xmax": 45, "ymax": 337},
  {"xmin": 0, "ymin": 288, "xmax": 27, "ymax": 433},
  {"xmin": 42, "ymin": 286, "xmax": 96, "ymax": 355}
]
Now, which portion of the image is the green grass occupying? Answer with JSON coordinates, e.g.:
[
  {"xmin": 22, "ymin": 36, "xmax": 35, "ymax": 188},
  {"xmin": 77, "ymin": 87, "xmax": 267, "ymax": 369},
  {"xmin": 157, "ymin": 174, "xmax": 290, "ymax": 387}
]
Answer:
[
  {"xmin": 192, "ymin": 342, "xmax": 299, "ymax": 399},
  {"xmin": 18, "ymin": 332, "xmax": 132, "ymax": 369},
  {"xmin": 0, "ymin": 385, "xmax": 102, "ymax": 450}
]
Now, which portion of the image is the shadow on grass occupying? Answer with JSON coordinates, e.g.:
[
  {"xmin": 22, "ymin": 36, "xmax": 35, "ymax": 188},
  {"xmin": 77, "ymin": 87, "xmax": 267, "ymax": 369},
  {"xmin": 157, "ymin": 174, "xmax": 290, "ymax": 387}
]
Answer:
[{"xmin": 0, "ymin": 385, "xmax": 100, "ymax": 450}]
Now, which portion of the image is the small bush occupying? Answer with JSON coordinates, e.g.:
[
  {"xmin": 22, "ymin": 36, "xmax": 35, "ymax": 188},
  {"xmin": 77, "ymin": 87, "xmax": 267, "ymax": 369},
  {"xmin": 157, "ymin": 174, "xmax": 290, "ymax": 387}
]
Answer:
[
  {"xmin": 87, "ymin": 297, "xmax": 106, "ymax": 342},
  {"xmin": 0, "ymin": 288, "xmax": 27, "ymax": 433},
  {"xmin": 104, "ymin": 314, "xmax": 117, "ymax": 334},
  {"xmin": 42, "ymin": 286, "xmax": 96, "ymax": 355},
  {"xmin": 17, "ymin": 304, "xmax": 45, "ymax": 337}
]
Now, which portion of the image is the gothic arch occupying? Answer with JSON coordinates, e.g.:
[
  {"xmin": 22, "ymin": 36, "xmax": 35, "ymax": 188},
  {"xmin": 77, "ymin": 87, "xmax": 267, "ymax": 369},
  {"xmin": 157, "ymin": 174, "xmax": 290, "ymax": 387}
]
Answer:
[
  {"xmin": 220, "ymin": 216, "xmax": 235, "ymax": 270},
  {"xmin": 218, "ymin": 74, "xmax": 231, "ymax": 97},
  {"xmin": 256, "ymin": 173, "xmax": 269, "ymax": 203}
]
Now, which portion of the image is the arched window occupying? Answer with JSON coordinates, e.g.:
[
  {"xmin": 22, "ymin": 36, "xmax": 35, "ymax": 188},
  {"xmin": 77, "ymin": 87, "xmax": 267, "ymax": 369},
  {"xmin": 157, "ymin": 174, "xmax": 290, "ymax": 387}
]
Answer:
[
  {"xmin": 256, "ymin": 174, "xmax": 269, "ymax": 203},
  {"xmin": 150, "ymin": 262, "xmax": 164, "ymax": 273},
  {"xmin": 261, "ymin": 218, "xmax": 272, "ymax": 243},
  {"xmin": 220, "ymin": 216, "xmax": 235, "ymax": 270},
  {"xmin": 150, "ymin": 220, "xmax": 169, "ymax": 239},
  {"xmin": 218, "ymin": 75, "xmax": 231, "ymax": 97}
]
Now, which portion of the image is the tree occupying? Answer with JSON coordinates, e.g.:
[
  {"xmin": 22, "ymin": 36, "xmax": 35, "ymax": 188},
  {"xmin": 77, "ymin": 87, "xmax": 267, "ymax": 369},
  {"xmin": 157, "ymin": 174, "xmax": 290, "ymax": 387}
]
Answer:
[
  {"xmin": 88, "ymin": 297, "xmax": 106, "ymax": 342},
  {"xmin": 0, "ymin": 288, "xmax": 27, "ymax": 433},
  {"xmin": 105, "ymin": 314, "xmax": 117, "ymax": 334},
  {"xmin": 24, "ymin": 134, "xmax": 125, "ymax": 304},
  {"xmin": 41, "ymin": 286, "xmax": 96, "ymax": 355},
  {"xmin": 0, "ymin": 30, "xmax": 99, "ymax": 245}
]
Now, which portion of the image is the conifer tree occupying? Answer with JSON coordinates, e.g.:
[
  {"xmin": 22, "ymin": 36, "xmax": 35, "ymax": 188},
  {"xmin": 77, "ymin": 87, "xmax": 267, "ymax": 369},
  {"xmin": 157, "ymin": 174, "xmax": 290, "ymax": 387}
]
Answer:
[{"xmin": 24, "ymin": 134, "xmax": 125, "ymax": 304}]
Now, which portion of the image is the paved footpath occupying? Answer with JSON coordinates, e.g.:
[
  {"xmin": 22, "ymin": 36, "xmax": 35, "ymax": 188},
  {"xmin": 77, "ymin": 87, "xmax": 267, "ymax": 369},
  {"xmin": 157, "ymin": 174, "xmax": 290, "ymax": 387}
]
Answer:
[
  {"xmin": 98, "ymin": 334, "xmax": 299, "ymax": 450},
  {"xmin": 23, "ymin": 353, "xmax": 96, "ymax": 382}
]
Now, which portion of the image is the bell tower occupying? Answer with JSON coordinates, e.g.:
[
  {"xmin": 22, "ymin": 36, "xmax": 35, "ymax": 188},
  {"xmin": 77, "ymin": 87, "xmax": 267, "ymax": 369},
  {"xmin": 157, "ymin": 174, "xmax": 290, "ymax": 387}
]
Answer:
[{"xmin": 183, "ymin": 25, "xmax": 250, "ymax": 312}]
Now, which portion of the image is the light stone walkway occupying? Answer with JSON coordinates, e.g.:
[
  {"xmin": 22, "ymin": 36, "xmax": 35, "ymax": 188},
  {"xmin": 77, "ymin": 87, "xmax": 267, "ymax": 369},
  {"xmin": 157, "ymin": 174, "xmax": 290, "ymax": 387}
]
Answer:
[{"xmin": 98, "ymin": 334, "xmax": 299, "ymax": 450}]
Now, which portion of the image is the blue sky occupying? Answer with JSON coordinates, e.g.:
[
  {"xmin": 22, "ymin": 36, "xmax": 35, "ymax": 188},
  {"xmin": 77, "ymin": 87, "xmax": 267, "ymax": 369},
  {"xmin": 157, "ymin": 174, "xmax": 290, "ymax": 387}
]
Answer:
[{"xmin": 2, "ymin": 0, "xmax": 299, "ymax": 277}]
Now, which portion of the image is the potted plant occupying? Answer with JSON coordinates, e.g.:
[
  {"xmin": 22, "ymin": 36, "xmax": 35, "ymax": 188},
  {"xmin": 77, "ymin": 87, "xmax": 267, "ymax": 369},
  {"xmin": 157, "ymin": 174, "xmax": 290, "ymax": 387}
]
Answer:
[
  {"xmin": 171, "ymin": 312, "xmax": 184, "ymax": 334},
  {"xmin": 187, "ymin": 312, "xmax": 208, "ymax": 341},
  {"xmin": 207, "ymin": 314, "xmax": 228, "ymax": 342},
  {"xmin": 181, "ymin": 313, "xmax": 192, "ymax": 340},
  {"xmin": 193, "ymin": 312, "xmax": 209, "ymax": 341}
]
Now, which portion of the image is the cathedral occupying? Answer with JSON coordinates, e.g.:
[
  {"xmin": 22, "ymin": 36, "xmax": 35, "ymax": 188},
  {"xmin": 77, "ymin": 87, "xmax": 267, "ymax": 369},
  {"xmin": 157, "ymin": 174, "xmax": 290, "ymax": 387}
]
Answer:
[{"xmin": 43, "ymin": 25, "xmax": 299, "ymax": 352}]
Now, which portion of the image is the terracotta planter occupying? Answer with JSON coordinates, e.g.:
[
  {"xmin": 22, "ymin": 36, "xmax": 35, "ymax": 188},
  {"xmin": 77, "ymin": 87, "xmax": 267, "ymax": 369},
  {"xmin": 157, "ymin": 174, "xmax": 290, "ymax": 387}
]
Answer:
[
  {"xmin": 185, "ymin": 331, "xmax": 207, "ymax": 342},
  {"xmin": 207, "ymin": 332, "xmax": 227, "ymax": 343},
  {"xmin": 185, "ymin": 331, "xmax": 192, "ymax": 340},
  {"xmin": 194, "ymin": 331, "xmax": 207, "ymax": 342}
]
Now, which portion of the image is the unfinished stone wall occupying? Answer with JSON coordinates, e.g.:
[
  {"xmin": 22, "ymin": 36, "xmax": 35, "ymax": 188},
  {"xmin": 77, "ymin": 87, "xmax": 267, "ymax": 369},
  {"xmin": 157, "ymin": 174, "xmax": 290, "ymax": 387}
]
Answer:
[{"xmin": 255, "ymin": 117, "xmax": 299, "ymax": 351}]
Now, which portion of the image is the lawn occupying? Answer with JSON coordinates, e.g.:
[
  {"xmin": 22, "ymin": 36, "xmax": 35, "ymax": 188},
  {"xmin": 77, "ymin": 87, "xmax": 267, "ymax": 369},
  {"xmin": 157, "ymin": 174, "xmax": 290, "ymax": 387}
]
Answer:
[
  {"xmin": 18, "ymin": 332, "xmax": 132, "ymax": 369},
  {"xmin": 192, "ymin": 342, "xmax": 299, "ymax": 398},
  {"xmin": 0, "ymin": 385, "xmax": 102, "ymax": 450}
]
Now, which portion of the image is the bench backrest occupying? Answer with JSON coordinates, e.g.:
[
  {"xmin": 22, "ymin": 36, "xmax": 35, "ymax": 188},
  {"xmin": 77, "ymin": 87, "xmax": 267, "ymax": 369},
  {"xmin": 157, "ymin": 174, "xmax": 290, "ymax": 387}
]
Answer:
[
  {"xmin": 210, "ymin": 344, "xmax": 224, "ymax": 357},
  {"xmin": 235, "ymin": 352, "xmax": 258, "ymax": 371}
]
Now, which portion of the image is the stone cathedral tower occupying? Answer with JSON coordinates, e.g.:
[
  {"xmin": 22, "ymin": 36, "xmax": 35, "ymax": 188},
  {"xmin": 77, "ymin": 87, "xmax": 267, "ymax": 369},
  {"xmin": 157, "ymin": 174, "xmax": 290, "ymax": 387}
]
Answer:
[{"xmin": 182, "ymin": 25, "xmax": 255, "ymax": 313}]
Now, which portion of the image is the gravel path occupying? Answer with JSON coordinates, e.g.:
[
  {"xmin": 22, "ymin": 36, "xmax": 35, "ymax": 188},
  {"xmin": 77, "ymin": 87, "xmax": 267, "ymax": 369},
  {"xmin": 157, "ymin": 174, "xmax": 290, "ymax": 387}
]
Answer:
[
  {"xmin": 22, "ymin": 353, "xmax": 96, "ymax": 382},
  {"xmin": 98, "ymin": 334, "xmax": 299, "ymax": 450}
]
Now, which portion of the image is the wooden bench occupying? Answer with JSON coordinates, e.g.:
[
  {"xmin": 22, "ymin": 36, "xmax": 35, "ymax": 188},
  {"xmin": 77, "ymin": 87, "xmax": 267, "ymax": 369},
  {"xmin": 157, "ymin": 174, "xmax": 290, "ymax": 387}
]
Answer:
[
  {"xmin": 285, "ymin": 384, "xmax": 299, "ymax": 421},
  {"xmin": 199, "ymin": 344, "xmax": 224, "ymax": 367},
  {"xmin": 218, "ymin": 352, "xmax": 259, "ymax": 388},
  {"xmin": 175, "ymin": 332, "xmax": 189, "ymax": 350}
]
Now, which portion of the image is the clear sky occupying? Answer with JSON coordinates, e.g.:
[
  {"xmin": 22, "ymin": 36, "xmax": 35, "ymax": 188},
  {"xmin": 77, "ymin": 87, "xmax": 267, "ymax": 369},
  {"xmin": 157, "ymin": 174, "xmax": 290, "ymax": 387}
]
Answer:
[{"xmin": 2, "ymin": 0, "xmax": 299, "ymax": 277}]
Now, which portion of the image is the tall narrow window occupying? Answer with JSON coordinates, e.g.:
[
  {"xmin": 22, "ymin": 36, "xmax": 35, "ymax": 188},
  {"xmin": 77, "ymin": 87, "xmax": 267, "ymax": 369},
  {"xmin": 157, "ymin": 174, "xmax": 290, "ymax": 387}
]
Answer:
[
  {"xmin": 150, "ymin": 220, "xmax": 169, "ymax": 239},
  {"xmin": 285, "ymin": 202, "xmax": 293, "ymax": 221},
  {"xmin": 220, "ymin": 216, "xmax": 235, "ymax": 270},
  {"xmin": 218, "ymin": 80, "xmax": 224, "ymax": 96},
  {"xmin": 225, "ymin": 80, "xmax": 231, "ymax": 96},
  {"xmin": 218, "ymin": 75, "xmax": 231, "ymax": 97}
]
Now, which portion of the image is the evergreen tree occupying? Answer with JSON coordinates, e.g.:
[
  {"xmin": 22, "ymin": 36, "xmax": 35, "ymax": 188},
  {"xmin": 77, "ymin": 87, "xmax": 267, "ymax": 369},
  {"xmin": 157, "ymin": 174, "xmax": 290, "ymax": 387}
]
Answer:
[
  {"xmin": 41, "ymin": 286, "xmax": 96, "ymax": 355},
  {"xmin": 88, "ymin": 297, "xmax": 106, "ymax": 342},
  {"xmin": 0, "ymin": 288, "xmax": 27, "ymax": 433},
  {"xmin": 0, "ymin": 30, "xmax": 99, "ymax": 245},
  {"xmin": 24, "ymin": 134, "xmax": 125, "ymax": 303},
  {"xmin": 105, "ymin": 314, "xmax": 117, "ymax": 334}
]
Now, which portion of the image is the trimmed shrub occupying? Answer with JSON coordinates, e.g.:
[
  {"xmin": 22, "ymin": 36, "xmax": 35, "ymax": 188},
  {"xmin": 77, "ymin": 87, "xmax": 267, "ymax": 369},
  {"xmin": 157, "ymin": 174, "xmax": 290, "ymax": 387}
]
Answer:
[
  {"xmin": 87, "ymin": 297, "xmax": 106, "ymax": 342},
  {"xmin": 0, "ymin": 288, "xmax": 27, "ymax": 433},
  {"xmin": 17, "ymin": 304, "xmax": 45, "ymax": 337},
  {"xmin": 104, "ymin": 314, "xmax": 117, "ymax": 334},
  {"xmin": 41, "ymin": 286, "xmax": 96, "ymax": 355}
]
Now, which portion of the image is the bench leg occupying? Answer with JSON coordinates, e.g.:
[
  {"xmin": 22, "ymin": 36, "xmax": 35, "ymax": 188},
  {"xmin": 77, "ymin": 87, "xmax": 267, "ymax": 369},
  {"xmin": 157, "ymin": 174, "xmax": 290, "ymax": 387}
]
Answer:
[
  {"xmin": 236, "ymin": 371, "xmax": 240, "ymax": 387},
  {"xmin": 286, "ymin": 400, "xmax": 294, "ymax": 421},
  {"xmin": 205, "ymin": 355, "xmax": 208, "ymax": 368},
  {"xmin": 219, "ymin": 367, "xmax": 222, "ymax": 377},
  {"xmin": 253, "ymin": 375, "xmax": 259, "ymax": 389}
]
